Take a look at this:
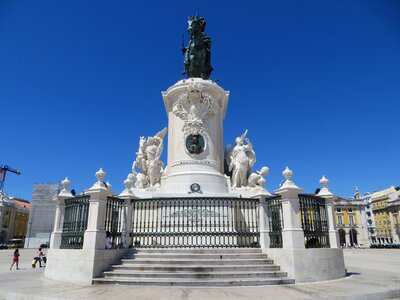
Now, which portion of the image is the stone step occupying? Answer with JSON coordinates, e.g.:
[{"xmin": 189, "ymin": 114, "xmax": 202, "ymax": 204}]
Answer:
[
  {"xmin": 102, "ymin": 270, "xmax": 287, "ymax": 279},
  {"xmin": 111, "ymin": 264, "xmax": 279, "ymax": 272},
  {"xmin": 94, "ymin": 248, "xmax": 292, "ymax": 287},
  {"xmin": 124, "ymin": 253, "xmax": 267, "ymax": 260},
  {"xmin": 92, "ymin": 277, "xmax": 295, "ymax": 287},
  {"xmin": 120, "ymin": 258, "xmax": 273, "ymax": 265}
]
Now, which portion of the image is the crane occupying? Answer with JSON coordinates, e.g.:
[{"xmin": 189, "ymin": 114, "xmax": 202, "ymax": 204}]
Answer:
[{"xmin": 0, "ymin": 164, "xmax": 21, "ymax": 193}]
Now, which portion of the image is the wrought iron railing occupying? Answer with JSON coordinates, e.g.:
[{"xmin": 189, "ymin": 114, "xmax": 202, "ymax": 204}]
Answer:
[
  {"xmin": 266, "ymin": 195, "xmax": 283, "ymax": 248},
  {"xmin": 60, "ymin": 195, "xmax": 90, "ymax": 249},
  {"xmin": 105, "ymin": 196, "xmax": 125, "ymax": 247},
  {"xmin": 299, "ymin": 194, "xmax": 330, "ymax": 248},
  {"xmin": 130, "ymin": 197, "xmax": 260, "ymax": 248}
]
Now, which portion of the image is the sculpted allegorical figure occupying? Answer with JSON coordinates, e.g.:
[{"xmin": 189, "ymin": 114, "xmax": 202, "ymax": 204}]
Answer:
[
  {"xmin": 145, "ymin": 136, "xmax": 164, "ymax": 186},
  {"xmin": 229, "ymin": 130, "xmax": 256, "ymax": 188},
  {"xmin": 132, "ymin": 128, "xmax": 167, "ymax": 188},
  {"xmin": 248, "ymin": 167, "xmax": 269, "ymax": 188}
]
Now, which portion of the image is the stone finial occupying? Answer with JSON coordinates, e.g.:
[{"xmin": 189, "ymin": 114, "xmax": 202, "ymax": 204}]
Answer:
[
  {"xmin": 95, "ymin": 168, "xmax": 106, "ymax": 183},
  {"xmin": 61, "ymin": 177, "xmax": 71, "ymax": 191},
  {"xmin": 277, "ymin": 166, "xmax": 300, "ymax": 190},
  {"xmin": 86, "ymin": 168, "xmax": 109, "ymax": 190},
  {"xmin": 320, "ymin": 175, "xmax": 329, "ymax": 188},
  {"xmin": 283, "ymin": 166, "xmax": 293, "ymax": 181},
  {"xmin": 58, "ymin": 177, "xmax": 73, "ymax": 198},
  {"xmin": 317, "ymin": 175, "xmax": 333, "ymax": 197}
]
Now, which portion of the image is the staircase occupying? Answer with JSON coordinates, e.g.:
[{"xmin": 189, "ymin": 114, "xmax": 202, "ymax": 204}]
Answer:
[{"xmin": 93, "ymin": 248, "xmax": 294, "ymax": 286}]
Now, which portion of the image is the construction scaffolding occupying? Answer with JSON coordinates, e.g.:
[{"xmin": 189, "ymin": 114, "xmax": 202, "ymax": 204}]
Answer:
[{"xmin": 24, "ymin": 183, "xmax": 62, "ymax": 248}]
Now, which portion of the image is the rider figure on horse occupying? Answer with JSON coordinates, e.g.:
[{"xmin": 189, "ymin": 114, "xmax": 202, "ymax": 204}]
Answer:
[{"xmin": 182, "ymin": 15, "xmax": 213, "ymax": 80}]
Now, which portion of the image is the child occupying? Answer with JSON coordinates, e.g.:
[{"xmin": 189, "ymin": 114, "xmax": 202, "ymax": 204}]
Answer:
[
  {"xmin": 105, "ymin": 231, "xmax": 112, "ymax": 249},
  {"xmin": 10, "ymin": 249, "xmax": 20, "ymax": 270},
  {"xmin": 37, "ymin": 248, "xmax": 46, "ymax": 267}
]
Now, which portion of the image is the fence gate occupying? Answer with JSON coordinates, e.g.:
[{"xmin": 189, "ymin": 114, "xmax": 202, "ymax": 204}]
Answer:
[
  {"xmin": 60, "ymin": 195, "xmax": 90, "ymax": 249},
  {"xmin": 299, "ymin": 194, "xmax": 330, "ymax": 248},
  {"xmin": 130, "ymin": 197, "xmax": 260, "ymax": 248},
  {"xmin": 266, "ymin": 195, "xmax": 283, "ymax": 248},
  {"xmin": 105, "ymin": 196, "xmax": 125, "ymax": 247}
]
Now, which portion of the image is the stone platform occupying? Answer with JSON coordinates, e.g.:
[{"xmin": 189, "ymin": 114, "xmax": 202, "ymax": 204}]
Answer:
[
  {"xmin": 1, "ymin": 248, "xmax": 400, "ymax": 300},
  {"xmin": 93, "ymin": 248, "xmax": 294, "ymax": 286}
]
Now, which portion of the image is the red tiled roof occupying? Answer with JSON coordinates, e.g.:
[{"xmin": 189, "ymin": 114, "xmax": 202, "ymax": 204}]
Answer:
[{"xmin": 12, "ymin": 199, "xmax": 31, "ymax": 209}]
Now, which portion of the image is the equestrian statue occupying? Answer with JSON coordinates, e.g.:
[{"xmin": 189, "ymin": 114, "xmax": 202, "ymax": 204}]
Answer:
[{"xmin": 182, "ymin": 15, "xmax": 213, "ymax": 80}]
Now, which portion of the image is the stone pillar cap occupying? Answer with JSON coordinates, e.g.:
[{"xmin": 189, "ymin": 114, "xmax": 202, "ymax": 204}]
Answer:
[{"xmin": 317, "ymin": 175, "xmax": 334, "ymax": 197}]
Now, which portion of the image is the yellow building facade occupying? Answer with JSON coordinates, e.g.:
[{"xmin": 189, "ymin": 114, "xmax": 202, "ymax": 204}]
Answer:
[
  {"xmin": 0, "ymin": 194, "xmax": 30, "ymax": 244},
  {"xmin": 370, "ymin": 187, "xmax": 400, "ymax": 244},
  {"xmin": 371, "ymin": 187, "xmax": 396, "ymax": 244},
  {"xmin": 334, "ymin": 197, "xmax": 369, "ymax": 247}
]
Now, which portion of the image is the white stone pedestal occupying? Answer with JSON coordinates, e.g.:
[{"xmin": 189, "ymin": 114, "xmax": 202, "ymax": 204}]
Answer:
[{"xmin": 160, "ymin": 78, "xmax": 230, "ymax": 195}]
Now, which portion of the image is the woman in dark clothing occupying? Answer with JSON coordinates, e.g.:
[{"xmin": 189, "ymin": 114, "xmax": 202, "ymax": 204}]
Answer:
[{"xmin": 10, "ymin": 249, "xmax": 20, "ymax": 270}]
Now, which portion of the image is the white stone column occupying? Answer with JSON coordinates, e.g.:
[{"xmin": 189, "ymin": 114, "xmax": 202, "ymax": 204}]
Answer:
[
  {"xmin": 317, "ymin": 176, "xmax": 340, "ymax": 248},
  {"xmin": 161, "ymin": 78, "xmax": 230, "ymax": 194},
  {"xmin": 259, "ymin": 196, "xmax": 271, "ymax": 249},
  {"xmin": 50, "ymin": 177, "xmax": 73, "ymax": 249},
  {"xmin": 275, "ymin": 167, "xmax": 305, "ymax": 249},
  {"xmin": 83, "ymin": 168, "xmax": 112, "ymax": 250},
  {"xmin": 119, "ymin": 174, "xmax": 136, "ymax": 247}
]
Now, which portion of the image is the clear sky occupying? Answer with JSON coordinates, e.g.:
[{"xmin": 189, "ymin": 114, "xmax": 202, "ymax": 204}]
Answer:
[{"xmin": 1, "ymin": 0, "xmax": 399, "ymax": 201}]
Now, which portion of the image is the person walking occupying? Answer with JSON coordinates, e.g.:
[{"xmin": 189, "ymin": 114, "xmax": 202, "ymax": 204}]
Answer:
[{"xmin": 10, "ymin": 249, "xmax": 20, "ymax": 270}]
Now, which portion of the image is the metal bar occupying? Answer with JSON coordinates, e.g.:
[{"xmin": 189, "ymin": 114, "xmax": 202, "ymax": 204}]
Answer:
[{"xmin": 129, "ymin": 197, "xmax": 260, "ymax": 249}]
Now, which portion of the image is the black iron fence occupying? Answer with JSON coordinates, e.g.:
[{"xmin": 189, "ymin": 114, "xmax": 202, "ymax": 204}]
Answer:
[
  {"xmin": 298, "ymin": 194, "xmax": 330, "ymax": 248},
  {"xmin": 266, "ymin": 195, "xmax": 283, "ymax": 248},
  {"xmin": 105, "ymin": 196, "xmax": 125, "ymax": 247},
  {"xmin": 130, "ymin": 197, "xmax": 260, "ymax": 248},
  {"xmin": 60, "ymin": 195, "xmax": 90, "ymax": 249}
]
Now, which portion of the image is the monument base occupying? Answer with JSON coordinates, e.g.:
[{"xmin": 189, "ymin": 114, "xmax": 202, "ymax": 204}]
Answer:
[{"xmin": 263, "ymin": 248, "xmax": 346, "ymax": 283}]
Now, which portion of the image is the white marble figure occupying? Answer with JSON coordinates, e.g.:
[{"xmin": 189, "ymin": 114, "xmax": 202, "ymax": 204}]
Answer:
[
  {"xmin": 229, "ymin": 130, "xmax": 256, "ymax": 188},
  {"xmin": 132, "ymin": 128, "xmax": 167, "ymax": 188},
  {"xmin": 248, "ymin": 166, "xmax": 269, "ymax": 188}
]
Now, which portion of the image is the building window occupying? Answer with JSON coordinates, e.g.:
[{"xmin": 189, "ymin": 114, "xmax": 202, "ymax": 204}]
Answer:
[
  {"xmin": 336, "ymin": 208, "xmax": 342, "ymax": 213},
  {"xmin": 349, "ymin": 215, "xmax": 355, "ymax": 226},
  {"xmin": 338, "ymin": 215, "xmax": 343, "ymax": 226},
  {"xmin": 348, "ymin": 208, "xmax": 353, "ymax": 213}
]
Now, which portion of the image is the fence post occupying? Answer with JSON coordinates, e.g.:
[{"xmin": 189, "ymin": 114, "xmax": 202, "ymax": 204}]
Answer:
[
  {"xmin": 50, "ymin": 178, "xmax": 73, "ymax": 249},
  {"xmin": 118, "ymin": 174, "xmax": 136, "ymax": 248},
  {"xmin": 83, "ymin": 168, "xmax": 112, "ymax": 250},
  {"xmin": 274, "ymin": 167, "xmax": 305, "ymax": 249},
  {"xmin": 259, "ymin": 196, "xmax": 271, "ymax": 249},
  {"xmin": 317, "ymin": 176, "xmax": 340, "ymax": 248}
]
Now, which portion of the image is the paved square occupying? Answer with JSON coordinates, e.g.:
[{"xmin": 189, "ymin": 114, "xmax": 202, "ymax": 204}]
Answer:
[{"xmin": 0, "ymin": 248, "xmax": 399, "ymax": 299}]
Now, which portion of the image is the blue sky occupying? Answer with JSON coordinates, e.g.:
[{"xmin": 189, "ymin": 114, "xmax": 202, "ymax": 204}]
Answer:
[{"xmin": 1, "ymin": 1, "xmax": 399, "ymax": 201}]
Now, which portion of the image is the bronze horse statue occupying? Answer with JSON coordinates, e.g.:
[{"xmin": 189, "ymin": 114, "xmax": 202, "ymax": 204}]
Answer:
[{"xmin": 182, "ymin": 15, "xmax": 213, "ymax": 80}]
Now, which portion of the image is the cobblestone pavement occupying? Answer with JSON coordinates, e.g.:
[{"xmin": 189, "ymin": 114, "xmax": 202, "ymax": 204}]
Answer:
[{"xmin": 0, "ymin": 248, "xmax": 399, "ymax": 300}]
